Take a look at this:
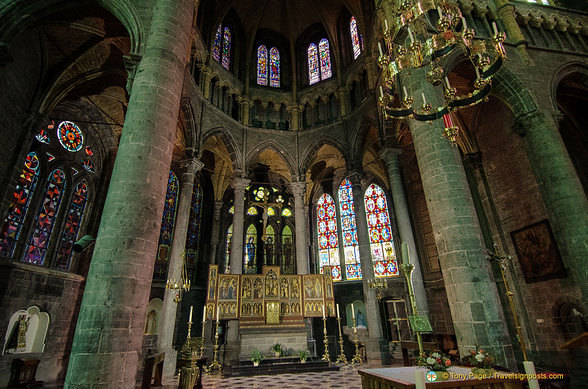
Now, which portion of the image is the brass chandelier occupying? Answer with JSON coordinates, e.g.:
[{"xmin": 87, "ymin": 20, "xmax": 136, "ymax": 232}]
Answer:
[{"xmin": 377, "ymin": 0, "xmax": 507, "ymax": 144}]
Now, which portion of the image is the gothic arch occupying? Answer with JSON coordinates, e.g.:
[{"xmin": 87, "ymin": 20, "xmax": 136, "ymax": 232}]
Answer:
[
  {"xmin": 349, "ymin": 115, "xmax": 379, "ymax": 166},
  {"xmin": 180, "ymin": 98, "xmax": 197, "ymax": 155},
  {"xmin": 0, "ymin": 0, "xmax": 144, "ymax": 56},
  {"xmin": 492, "ymin": 67, "xmax": 540, "ymax": 121},
  {"xmin": 244, "ymin": 140, "xmax": 297, "ymax": 178},
  {"xmin": 202, "ymin": 127, "xmax": 242, "ymax": 170},
  {"xmin": 549, "ymin": 62, "xmax": 588, "ymax": 111},
  {"xmin": 299, "ymin": 136, "xmax": 349, "ymax": 177}
]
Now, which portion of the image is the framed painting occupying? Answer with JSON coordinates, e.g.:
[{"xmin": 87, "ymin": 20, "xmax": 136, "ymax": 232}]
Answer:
[{"xmin": 511, "ymin": 220, "xmax": 567, "ymax": 283}]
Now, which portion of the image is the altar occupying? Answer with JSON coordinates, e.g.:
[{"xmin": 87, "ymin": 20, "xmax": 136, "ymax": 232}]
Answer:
[
  {"xmin": 358, "ymin": 367, "xmax": 524, "ymax": 388},
  {"xmin": 205, "ymin": 265, "xmax": 336, "ymax": 358}
]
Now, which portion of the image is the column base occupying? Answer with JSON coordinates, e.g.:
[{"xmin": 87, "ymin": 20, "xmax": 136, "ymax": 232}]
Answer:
[
  {"xmin": 161, "ymin": 348, "xmax": 178, "ymax": 382},
  {"xmin": 365, "ymin": 337, "xmax": 389, "ymax": 367}
]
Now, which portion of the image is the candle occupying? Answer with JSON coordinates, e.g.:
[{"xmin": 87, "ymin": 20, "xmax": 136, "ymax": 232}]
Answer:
[
  {"xmin": 437, "ymin": 6, "xmax": 443, "ymax": 18},
  {"xmin": 492, "ymin": 21, "xmax": 498, "ymax": 35},
  {"xmin": 322, "ymin": 304, "xmax": 326, "ymax": 319},
  {"xmin": 461, "ymin": 16, "xmax": 467, "ymax": 30},
  {"xmin": 407, "ymin": 27, "xmax": 414, "ymax": 44},
  {"xmin": 444, "ymin": 76, "xmax": 451, "ymax": 89},
  {"xmin": 216, "ymin": 305, "xmax": 220, "ymax": 322},
  {"xmin": 202, "ymin": 306, "xmax": 207, "ymax": 322},
  {"xmin": 475, "ymin": 66, "xmax": 480, "ymax": 79},
  {"xmin": 336, "ymin": 304, "xmax": 340, "ymax": 319},
  {"xmin": 379, "ymin": 86, "xmax": 384, "ymax": 99},
  {"xmin": 189, "ymin": 305, "xmax": 193, "ymax": 323},
  {"xmin": 385, "ymin": 19, "xmax": 389, "ymax": 31},
  {"xmin": 378, "ymin": 42, "xmax": 383, "ymax": 57},
  {"xmin": 351, "ymin": 303, "xmax": 355, "ymax": 320},
  {"xmin": 403, "ymin": 86, "xmax": 408, "ymax": 98},
  {"xmin": 421, "ymin": 92, "xmax": 427, "ymax": 105},
  {"xmin": 401, "ymin": 242, "xmax": 409, "ymax": 265}
]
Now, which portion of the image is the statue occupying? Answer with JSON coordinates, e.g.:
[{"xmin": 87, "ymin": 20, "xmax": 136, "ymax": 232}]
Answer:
[
  {"xmin": 16, "ymin": 314, "xmax": 30, "ymax": 352},
  {"xmin": 356, "ymin": 310, "xmax": 367, "ymax": 328},
  {"xmin": 265, "ymin": 236, "xmax": 274, "ymax": 265},
  {"xmin": 283, "ymin": 237, "xmax": 293, "ymax": 272},
  {"xmin": 245, "ymin": 237, "xmax": 256, "ymax": 271}
]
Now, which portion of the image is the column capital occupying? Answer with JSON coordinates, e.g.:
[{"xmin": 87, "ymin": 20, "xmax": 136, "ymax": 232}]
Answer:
[
  {"xmin": 123, "ymin": 52, "xmax": 142, "ymax": 95},
  {"xmin": 378, "ymin": 147, "xmax": 403, "ymax": 165},
  {"xmin": 232, "ymin": 176, "xmax": 250, "ymax": 192},
  {"xmin": 180, "ymin": 157, "xmax": 204, "ymax": 177},
  {"xmin": 513, "ymin": 109, "xmax": 545, "ymax": 136},
  {"xmin": 290, "ymin": 180, "xmax": 306, "ymax": 197}
]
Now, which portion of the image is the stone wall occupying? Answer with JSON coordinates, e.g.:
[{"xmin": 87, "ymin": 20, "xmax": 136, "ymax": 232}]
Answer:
[{"xmin": 0, "ymin": 260, "xmax": 84, "ymax": 387}]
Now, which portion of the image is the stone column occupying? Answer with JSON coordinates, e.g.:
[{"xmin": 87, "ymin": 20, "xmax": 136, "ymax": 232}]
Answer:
[
  {"xmin": 202, "ymin": 67, "xmax": 213, "ymax": 100},
  {"xmin": 403, "ymin": 67, "xmax": 515, "ymax": 369},
  {"xmin": 229, "ymin": 176, "xmax": 249, "ymax": 274},
  {"xmin": 64, "ymin": 0, "xmax": 195, "ymax": 387},
  {"xmin": 158, "ymin": 158, "xmax": 203, "ymax": 380},
  {"xmin": 348, "ymin": 172, "xmax": 384, "ymax": 364},
  {"xmin": 379, "ymin": 148, "xmax": 429, "ymax": 317},
  {"xmin": 515, "ymin": 110, "xmax": 588, "ymax": 308},
  {"xmin": 495, "ymin": 0, "xmax": 531, "ymax": 64},
  {"xmin": 209, "ymin": 201, "xmax": 224, "ymax": 264},
  {"xmin": 337, "ymin": 87, "xmax": 349, "ymax": 117},
  {"xmin": 289, "ymin": 105, "xmax": 300, "ymax": 131},
  {"xmin": 291, "ymin": 181, "xmax": 309, "ymax": 274}
]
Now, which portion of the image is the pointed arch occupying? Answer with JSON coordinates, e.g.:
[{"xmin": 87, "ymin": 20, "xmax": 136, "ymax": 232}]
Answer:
[
  {"xmin": 299, "ymin": 136, "xmax": 349, "ymax": 177},
  {"xmin": 245, "ymin": 140, "xmax": 297, "ymax": 178},
  {"xmin": 202, "ymin": 127, "xmax": 242, "ymax": 170}
]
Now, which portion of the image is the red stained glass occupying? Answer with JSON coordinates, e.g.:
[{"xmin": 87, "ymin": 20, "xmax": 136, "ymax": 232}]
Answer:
[
  {"xmin": 54, "ymin": 181, "xmax": 88, "ymax": 270},
  {"xmin": 317, "ymin": 193, "xmax": 340, "ymax": 280},
  {"xmin": 364, "ymin": 184, "xmax": 398, "ymax": 277}
]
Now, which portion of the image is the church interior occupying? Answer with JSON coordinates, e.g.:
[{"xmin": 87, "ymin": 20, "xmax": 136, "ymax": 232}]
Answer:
[{"xmin": 0, "ymin": 0, "xmax": 587, "ymax": 387}]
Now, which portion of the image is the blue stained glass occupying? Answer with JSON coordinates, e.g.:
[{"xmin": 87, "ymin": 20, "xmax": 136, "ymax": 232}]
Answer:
[
  {"xmin": 364, "ymin": 184, "xmax": 398, "ymax": 277},
  {"xmin": 270, "ymin": 47, "xmax": 280, "ymax": 87},
  {"xmin": 319, "ymin": 39, "xmax": 332, "ymax": 80},
  {"xmin": 222, "ymin": 27, "xmax": 231, "ymax": 70},
  {"xmin": 244, "ymin": 224, "xmax": 257, "ymax": 274},
  {"xmin": 0, "ymin": 152, "xmax": 40, "ymax": 257},
  {"xmin": 257, "ymin": 45, "xmax": 268, "ymax": 86},
  {"xmin": 212, "ymin": 25, "xmax": 222, "ymax": 62},
  {"xmin": 54, "ymin": 181, "xmax": 88, "ymax": 270},
  {"xmin": 339, "ymin": 178, "xmax": 361, "ymax": 280},
  {"xmin": 153, "ymin": 171, "xmax": 179, "ymax": 281},
  {"xmin": 185, "ymin": 180, "xmax": 202, "ymax": 265},
  {"xmin": 23, "ymin": 169, "xmax": 66, "ymax": 265},
  {"xmin": 317, "ymin": 193, "xmax": 340, "ymax": 280},
  {"xmin": 308, "ymin": 44, "xmax": 319, "ymax": 85},
  {"xmin": 350, "ymin": 17, "xmax": 361, "ymax": 59}
]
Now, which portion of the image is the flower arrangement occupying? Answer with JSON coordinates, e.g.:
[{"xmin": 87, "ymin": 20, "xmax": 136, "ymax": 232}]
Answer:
[
  {"xmin": 298, "ymin": 349, "xmax": 310, "ymax": 363},
  {"xmin": 417, "ymin": 350, "xmax": 452, "ymax": 372},
  {"xmin": 467, "ymin": 348, "xmax": 495, "ymax": 370}
]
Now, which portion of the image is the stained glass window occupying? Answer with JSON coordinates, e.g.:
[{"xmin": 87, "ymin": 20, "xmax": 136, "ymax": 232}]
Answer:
[
  {"xmin": 225, "ymin": 224, "xmax": 232, "ymax": 274},
  {"xmin": 364, "ymin": 184, "xmax": 398, "ymax": 277},
  {"xmin": 46, "ymin": 153, "xmax": 55, "ymax": 162},
  {"xmin": 270, "ymin": 47, "xmax": 280, "ymax": 87},
  {"xmin": 185, "ymin": 180, "xmax": 202, "ymax": 265},
  {"xmin": 228, "ymin": 205, "xmax": 234, "ymax": 215},
  {"xmin": 350, "ymin": 16, "xmax": 362, "ymax": 59},
  {"xmin": 85, "ymin": 146, "xmax": 94, "ymax": 156},
  {"xmin": 257, "ymin": 45, "xmax": 268, "ymax": 86},
  {"xmin": 338, "ymin": 178, "xmax": 361, "ymax": 280},
  {"xmin": 244, "ymin": 224, "xmax": 257, "ymax": 274},
  {"xmin": 153, "ymin": 171, "xmax": 179, "ymax": 281},
  {"xmin": 54, "ymin": 181, "xmax": 88, "ymax": 270},
  {"xmin": 247, "ymin": 206, "xmax": 258, "ymax": 216},
  {"xmin": 282, "ymin": 225, "xmax": 294, "ymax": 274},
  {"xmin": 265, "ymin": 225, "xmax": 275, "ymax": 265},
  {"xmin": 23, "ymin": 169, "xmax": 66, "ymax": 265},
  {"xmin": 222, "ymin": 26, "xmax": 231, "ymax": 70},
  {"xmin": 267, "ymin": 207, "xmax": 275, "ymax": 216},
  {"xmin": 57, "ymin": 121, "xmax": 84, "ymax": 152},
  {"xmin": 308, "ymin": 43, "xmax": 319, "ymax": 85},
  {"xmin": 319, "ymin": 39, "xmax": 332, "ymax": 80},
  {"xmin": 317, "ymin": 194, "xmax": 341, "ymax": 281},
  {"xmin": 35, "ymin": 128, "xmax": 50, "ymax": 144},
  {"xmin": 281, "ymin": 208, "xmax": 292, "ymax": 217},
  {"xmin": 82, "ymin": 160, "xmax": 95, "ymax": 173},
  {"xmin": 0, "ymin": 152, "xmax": 40, "ymax": 257},
  {"xmin": 212, "ymin": 25, "xmax": 222, "ymax": 62}
]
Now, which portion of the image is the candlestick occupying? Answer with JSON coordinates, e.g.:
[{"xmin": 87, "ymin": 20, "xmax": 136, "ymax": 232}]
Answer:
[
  {"xmin": 492, "ymin": 21, "xmax": 498, "ymax": 35},
  {"xmin": 444, "ymin": 76, "xmax": 451, "ymax": 89},
  {"xmin": 351, "ymin": 303, "xmax": 355, "ymax": 319},
  {"xmin": 189, "ymin": 305, "xmax": 193, "ymax": 323},
  {"xmin": 351, "ymin": 316, "xmax": 362, "ymax": 364},
  {"xmin": 335, "ymin": 315, "xmax": 347, "ymax": 364},
  {"xmin": 322, "ymin": 304, "xmax": 326, "ymax": 319},
  {"xmin": 208, "ymin": 318, "xmax": 222, "ymax": 371},
  {"xmin": 336, "ymin": 303, "xmax": 340, "ymax": 319},
  {"xmin": 216, "ymin": 305, "xmax": 220, "ymax": 322},
  {"xmin": 321, "ymin": 314, "xmax": 330, "ymax": 362},
  {"xmin": 379, "ymin": 86, "xmax": 384, "ymax": 99}
]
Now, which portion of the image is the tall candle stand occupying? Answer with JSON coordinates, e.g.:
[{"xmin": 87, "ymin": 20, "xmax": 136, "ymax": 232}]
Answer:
[
  {"xmin": 321, "ymin": 316, "xmax": 330, "ymax": 362},
  {"xmin": 207, "ymin": 320, "xmax": 222, "ymax": 371},
  {"xmin": 335, "ymin": 316, "xmax": 347, "ymax": 364},
  {"xmin": 199, "ymin": 318, "xmax": 206, "ymax": 358},
  {"xmin": 351, "ymin": 317, "xmax": 363, "ymax": 364}
]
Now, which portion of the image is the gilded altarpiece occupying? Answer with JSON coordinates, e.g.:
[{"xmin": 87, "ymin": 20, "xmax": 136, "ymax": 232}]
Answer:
[{"xmin": 206, "ymin": 265, "xmax": 334, "ymax": 328}]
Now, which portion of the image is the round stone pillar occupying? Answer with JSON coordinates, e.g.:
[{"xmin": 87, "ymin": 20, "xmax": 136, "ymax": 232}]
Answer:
[
  {"xmin": 515, "ymin": 110, "xmax": 588, "ymax": 308},
  {"xmin": 229, "ymin": 175, "xmax": 250, "ymax": 274},
  {"xmin": 404, "ymin": 67, "xmax": 515, "ymax": 369},
  {"xmin": 291, "ymin": 180, "xmax": 309, "ymax": 274},
  {"xmin": 64, "ymin": 0, "xmax": 195, "ymax": 386},
  {"xmin": 158, "ymin": 158, "xmax": 203, "ymax": 380},
  {"xmin": 348, "ymin": 172, "xmax": 384, "ymax": 364},
  {"xmin": 209, "ymin": 201, "xmax": 224, "ymax": 264},
  {"xmin": 379, "ymin": 147, "xmax": 429, "ymax": 317}
]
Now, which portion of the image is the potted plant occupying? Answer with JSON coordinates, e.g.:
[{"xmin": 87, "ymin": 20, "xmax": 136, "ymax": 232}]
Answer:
[
  {"xmin": 298, "ymin": 349, "xmax": 310, "ymax": 363},
  {"xmin": 251, "ymin": 349, "xmax": 264, "ymax": 366},
  {"xmin": 417, "ymin": 350, "xmax": 452, "ymax": 381},
  {"xmin": 271, "ymin": 343, "xmax": 282, "ymax": 357},
  {"xmin": 467, "ymin": 348, "xmax": 495, "ymax": 377}
]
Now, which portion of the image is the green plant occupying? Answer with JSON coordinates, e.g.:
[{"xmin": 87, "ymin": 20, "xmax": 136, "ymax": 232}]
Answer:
[
  {"xmin": 467, "ymin": 348, "xmax": 495, "ymax": 369},
  {"xmin": 251, "ymin": 349, "xmax": 265, "ymax": 364},
  {"xmin": 270, "ymin": 343, "xmax": 282, "ymax": 355},
  {"xmin": 298, "ymin": 349, "xmax": 310, "ymax": 361},
  {"xmin": 417, "ymin": 350, "xmax": 452, "ymax": 372}
]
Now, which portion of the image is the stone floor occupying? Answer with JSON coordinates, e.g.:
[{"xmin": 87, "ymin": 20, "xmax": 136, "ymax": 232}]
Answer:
[{"xmin": 201, "ymin": 365, "xmax": 363, "ymax": 388}]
